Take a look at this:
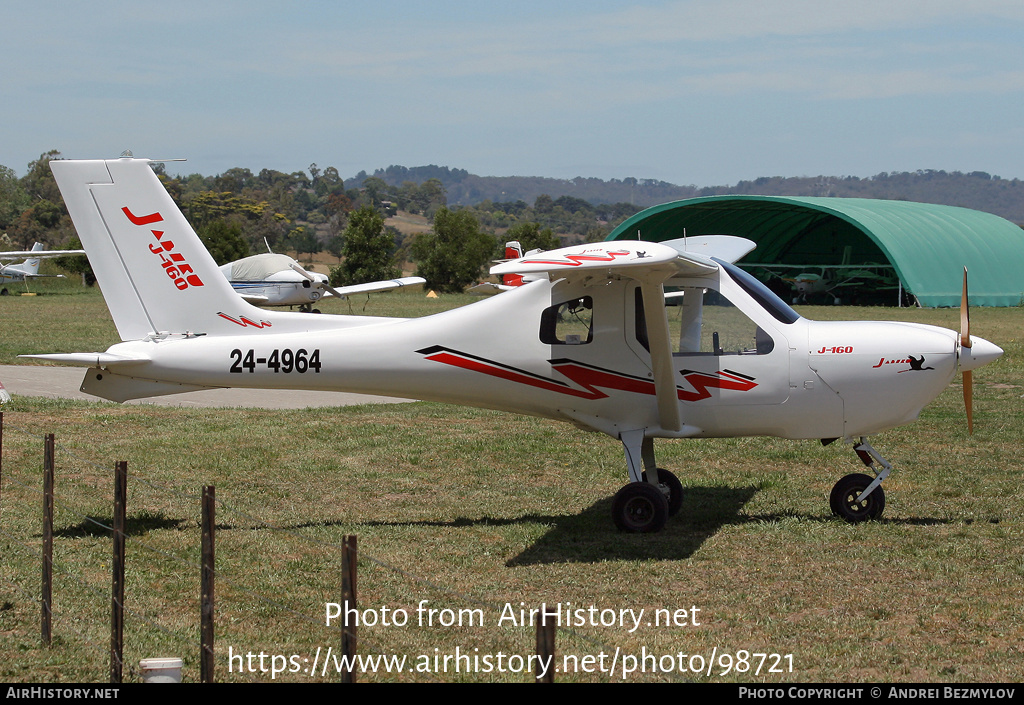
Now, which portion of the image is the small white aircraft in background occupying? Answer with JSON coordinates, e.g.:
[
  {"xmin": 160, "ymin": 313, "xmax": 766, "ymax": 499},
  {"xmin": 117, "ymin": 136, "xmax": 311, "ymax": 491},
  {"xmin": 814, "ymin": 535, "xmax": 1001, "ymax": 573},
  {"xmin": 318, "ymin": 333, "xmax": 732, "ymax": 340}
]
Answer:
[
  {"xmin": 0, "ymin": 242, "xmax": 86, "ymax": 295},
  {"xmin": 31, "ymin": 157, "xmax": 1003, "ymax": 532},
  {"xmin": 220, "ymin": 252, "xmax": 424, "ymax": 312}
]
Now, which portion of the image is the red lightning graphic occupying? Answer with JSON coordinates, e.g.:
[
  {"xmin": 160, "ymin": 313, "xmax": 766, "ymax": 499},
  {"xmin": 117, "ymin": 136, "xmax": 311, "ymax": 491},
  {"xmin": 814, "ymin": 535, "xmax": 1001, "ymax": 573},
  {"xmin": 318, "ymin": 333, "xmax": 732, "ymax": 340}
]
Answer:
[
  {"xmin": 517, "ymin": 249, "xmax": 635, "ymax": 267},
  {"xmin": 418, "ymin": 347, "xmax": 756, "ymax": 402},
  {"xmin": 218, "ymin": 312, "xmax": 273, "ymax": 329}
]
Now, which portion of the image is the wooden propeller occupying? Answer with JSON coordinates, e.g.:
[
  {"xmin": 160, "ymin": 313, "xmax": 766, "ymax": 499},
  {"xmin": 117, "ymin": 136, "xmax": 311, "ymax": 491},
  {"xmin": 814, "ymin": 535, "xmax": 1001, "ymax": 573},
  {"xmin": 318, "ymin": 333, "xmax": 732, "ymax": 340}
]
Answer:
[{"xmin": 961, "ymin": 267, "xmax": 973, "ymax": 434}]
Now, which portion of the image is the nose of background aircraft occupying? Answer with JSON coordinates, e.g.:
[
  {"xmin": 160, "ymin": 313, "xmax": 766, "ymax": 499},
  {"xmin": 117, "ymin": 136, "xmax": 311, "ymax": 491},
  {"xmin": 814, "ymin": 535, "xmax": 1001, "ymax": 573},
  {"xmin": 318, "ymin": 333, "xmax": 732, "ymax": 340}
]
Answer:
[{"xmin": 960, "ymin": 335, "xmax": 1003, "ymax": 372}]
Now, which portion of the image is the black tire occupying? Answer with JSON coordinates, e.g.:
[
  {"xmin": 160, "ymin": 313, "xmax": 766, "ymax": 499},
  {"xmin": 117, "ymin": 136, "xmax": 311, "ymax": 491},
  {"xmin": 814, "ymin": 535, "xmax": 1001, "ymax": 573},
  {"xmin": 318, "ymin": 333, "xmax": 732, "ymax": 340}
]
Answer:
[
  {"xmin": 829, "ymin": 473, "xmax": 885, "ymax": 523},
  {"xmin": 612, "ymin": 482, "xmax": 669, "ymax": 533},
  {"xmin": 641, "ymin": 468, "xmax": 683, "ymax": 517}
]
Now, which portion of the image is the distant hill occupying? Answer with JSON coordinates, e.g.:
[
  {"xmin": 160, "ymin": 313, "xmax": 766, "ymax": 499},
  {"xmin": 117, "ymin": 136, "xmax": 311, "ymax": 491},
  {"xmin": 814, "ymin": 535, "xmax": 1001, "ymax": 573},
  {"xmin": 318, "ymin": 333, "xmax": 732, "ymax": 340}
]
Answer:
[{"xmin": 349, "ymin": 166, "xmax": 1024, "ymax": 225}]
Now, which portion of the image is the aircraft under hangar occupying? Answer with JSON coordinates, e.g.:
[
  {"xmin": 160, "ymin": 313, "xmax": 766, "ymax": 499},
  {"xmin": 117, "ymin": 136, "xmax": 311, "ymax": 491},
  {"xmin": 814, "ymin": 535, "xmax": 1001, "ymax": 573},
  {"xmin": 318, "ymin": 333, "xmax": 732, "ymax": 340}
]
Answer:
[{"xmin": 607, "ymin": 196, "xmax": 1024, "ymax": 308}]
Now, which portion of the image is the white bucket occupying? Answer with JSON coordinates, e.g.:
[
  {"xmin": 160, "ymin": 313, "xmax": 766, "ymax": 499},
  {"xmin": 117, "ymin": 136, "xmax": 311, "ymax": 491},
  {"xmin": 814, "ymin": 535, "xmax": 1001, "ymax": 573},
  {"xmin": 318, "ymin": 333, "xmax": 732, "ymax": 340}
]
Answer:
[{"xmin": 139, "ymin": 657, "xmax": 183, "ymax": 683}]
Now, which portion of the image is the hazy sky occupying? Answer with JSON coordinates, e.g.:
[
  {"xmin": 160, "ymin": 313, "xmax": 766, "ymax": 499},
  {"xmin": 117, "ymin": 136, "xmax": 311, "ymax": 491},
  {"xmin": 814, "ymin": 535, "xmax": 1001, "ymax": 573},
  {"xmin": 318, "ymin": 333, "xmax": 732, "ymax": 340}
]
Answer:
[{"xmin": 4, "ymin": 1, "xmax": 1023, "ymax": 186}]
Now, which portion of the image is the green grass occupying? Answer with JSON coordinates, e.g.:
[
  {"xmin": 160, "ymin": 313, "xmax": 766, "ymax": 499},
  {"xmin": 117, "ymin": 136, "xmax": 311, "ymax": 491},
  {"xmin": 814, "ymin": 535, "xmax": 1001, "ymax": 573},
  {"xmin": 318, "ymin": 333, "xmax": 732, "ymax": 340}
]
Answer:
[{"xmin": 0, "ymin": 283, "xmax": 1022, "ymax": 682}]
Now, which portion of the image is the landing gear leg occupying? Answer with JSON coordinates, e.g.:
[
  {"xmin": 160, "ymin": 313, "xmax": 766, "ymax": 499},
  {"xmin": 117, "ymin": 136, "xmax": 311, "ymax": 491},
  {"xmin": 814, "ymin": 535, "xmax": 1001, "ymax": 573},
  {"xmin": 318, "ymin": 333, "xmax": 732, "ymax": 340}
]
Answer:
[
  {"xmin": 829, "ymin": 437, "xmax": 892, "ymax": 522},
  {"xmin": 613, "ymin": 431, "xmax": 683, "ymax": 532}
]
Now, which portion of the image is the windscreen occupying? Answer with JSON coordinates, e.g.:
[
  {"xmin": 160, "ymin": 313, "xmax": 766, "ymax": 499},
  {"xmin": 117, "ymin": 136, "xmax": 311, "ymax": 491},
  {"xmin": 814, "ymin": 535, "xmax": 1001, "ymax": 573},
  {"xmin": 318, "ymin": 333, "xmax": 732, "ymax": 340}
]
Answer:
[{"xmin": 713, "ymin": 258, "xmax": 801, "ymax": 325}]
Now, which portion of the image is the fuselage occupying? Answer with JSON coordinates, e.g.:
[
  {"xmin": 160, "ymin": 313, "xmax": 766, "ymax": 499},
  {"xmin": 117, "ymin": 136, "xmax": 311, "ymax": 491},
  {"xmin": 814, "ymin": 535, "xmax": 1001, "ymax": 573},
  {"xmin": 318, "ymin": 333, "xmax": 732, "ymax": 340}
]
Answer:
[
  {"xmin": 85, "ymin": 265, "xmax": 989, "ymax": 443},
  {"xmin": 227, "ymin": 273, "xmax": 329, "ymax": 307},
  {"xmin": 0, "ymin": 262, "xmax": 37, "ymax": 284}
]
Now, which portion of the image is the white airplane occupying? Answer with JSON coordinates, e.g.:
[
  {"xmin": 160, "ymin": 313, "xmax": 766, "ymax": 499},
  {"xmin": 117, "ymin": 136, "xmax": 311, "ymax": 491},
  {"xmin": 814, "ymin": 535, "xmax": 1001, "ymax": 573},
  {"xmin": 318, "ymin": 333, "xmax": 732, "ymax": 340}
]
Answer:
[
  {"xmin": 29, "ymin": 157, "xmax": 1003, "ymax": 532},
  {"xmin": 0, "ymin": 242, "xmax": 86, "ymax": 294},
  {"xmin": 220, "ymin": 252, "xmax": 424, "ymax": 312}
]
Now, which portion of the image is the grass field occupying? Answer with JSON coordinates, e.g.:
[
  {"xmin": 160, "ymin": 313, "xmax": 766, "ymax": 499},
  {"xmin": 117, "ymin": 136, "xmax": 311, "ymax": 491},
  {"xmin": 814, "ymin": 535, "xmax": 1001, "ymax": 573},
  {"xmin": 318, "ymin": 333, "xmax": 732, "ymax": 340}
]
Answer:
[{"xmin": 0, "ymin": 281, "xmax": 1022, "ymax": 682}]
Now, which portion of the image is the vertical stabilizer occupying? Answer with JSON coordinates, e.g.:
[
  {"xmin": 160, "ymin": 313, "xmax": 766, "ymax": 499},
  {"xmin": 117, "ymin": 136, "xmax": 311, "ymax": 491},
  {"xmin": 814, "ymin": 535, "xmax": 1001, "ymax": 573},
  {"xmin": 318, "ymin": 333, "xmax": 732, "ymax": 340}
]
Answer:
[
  {"xmin": 501, "ymin": 241, "xmax": 524, "ymax": 287},
  {"xmin": 22, "ymin": 242, "xmax": 44, "ymax": 276},
  {"xmin": 50, "ymin": 158, "xmax": 279, "ymax": 341}
]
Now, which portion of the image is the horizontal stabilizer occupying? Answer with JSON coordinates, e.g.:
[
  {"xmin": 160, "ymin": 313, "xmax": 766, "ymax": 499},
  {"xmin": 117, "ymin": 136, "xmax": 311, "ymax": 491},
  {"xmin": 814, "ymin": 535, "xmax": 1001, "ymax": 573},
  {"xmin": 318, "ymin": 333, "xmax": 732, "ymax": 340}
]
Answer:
[
  {"xmin": 468, "ymin": 282, "xmax": 514, "ymax": 295},
  {"xmin": 19, "ymin": 352, "xmax": 151, "ymax": 367}
]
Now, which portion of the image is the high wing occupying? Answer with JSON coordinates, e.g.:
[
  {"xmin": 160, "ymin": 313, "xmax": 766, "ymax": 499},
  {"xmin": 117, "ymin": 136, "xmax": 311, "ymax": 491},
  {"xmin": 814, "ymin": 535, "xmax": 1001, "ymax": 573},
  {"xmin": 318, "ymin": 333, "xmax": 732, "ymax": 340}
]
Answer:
[
  {"xmin": 322, "ymin": 276, "xmax": 426, "ymax": 298},
  {"xmin": 491, "ymin": 236, "xmax": 755, "ymax": 434},
  {"xmin": 1, "ymin": 243, "xmax": 84, "ymax": 284},
  {"xmin": 0, "ymin": 249, "xmax": 86, "ymax": 260},
  {"xmin": 284, "ymin": 261, "xmax": 424, "ymax": 300},
  {"xmin": 490, "ymin": 235, "xmax": 754, "ymax": 280}
]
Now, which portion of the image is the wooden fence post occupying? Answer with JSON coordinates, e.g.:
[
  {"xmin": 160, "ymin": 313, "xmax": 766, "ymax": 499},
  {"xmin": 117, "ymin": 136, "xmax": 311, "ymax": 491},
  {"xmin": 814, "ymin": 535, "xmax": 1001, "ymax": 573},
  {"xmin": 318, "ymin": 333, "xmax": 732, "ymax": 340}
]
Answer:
[
  {"xmin": 341, "ymin": 535, "xmax": 357, "ymax": 683},
  {"xmin": 110, "ymin": 461, "xmax": 127, "ymax": 683},
  {"xmin": 534, "ymin": 607, "xmax": 556, "ymax": 683},
  {"xmin": 41, "ymin": 433, "xmax": 54, "ymax": 646},
  {"xmin": 1, "ymin": 411, "xmax": 5, "ymax": 516},
  {"xmin": 201, "ymin": 485, "xmax": 215, "ymax": 683}
]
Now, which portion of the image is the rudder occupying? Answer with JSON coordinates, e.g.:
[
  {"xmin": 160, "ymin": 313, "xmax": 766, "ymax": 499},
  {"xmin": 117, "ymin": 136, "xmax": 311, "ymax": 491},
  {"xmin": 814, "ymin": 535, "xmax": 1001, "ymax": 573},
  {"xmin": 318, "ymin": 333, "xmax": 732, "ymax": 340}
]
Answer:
[{"xmin": 51, "ymin": 157, "xmax": 276, "ymax": 341}]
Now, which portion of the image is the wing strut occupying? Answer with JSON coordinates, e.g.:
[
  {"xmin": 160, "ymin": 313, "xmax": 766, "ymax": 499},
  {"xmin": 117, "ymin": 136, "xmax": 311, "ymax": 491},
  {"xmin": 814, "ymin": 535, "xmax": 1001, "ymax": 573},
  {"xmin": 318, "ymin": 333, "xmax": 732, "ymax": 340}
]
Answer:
[{"xmin": 639, "ymin": 280, "xmax": 681, "ymax": 432}]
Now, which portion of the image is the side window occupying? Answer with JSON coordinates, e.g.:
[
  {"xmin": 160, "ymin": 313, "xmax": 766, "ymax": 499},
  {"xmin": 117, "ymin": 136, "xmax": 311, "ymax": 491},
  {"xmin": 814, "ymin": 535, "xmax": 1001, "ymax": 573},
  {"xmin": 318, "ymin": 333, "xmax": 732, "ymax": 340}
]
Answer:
[
  {"xmin": 636, "ymin": 287, "xmax": 775, "ymax": 355},
  {"xmin": 540, "ymin": 296, "xmax": 594, "ymax": 345}
]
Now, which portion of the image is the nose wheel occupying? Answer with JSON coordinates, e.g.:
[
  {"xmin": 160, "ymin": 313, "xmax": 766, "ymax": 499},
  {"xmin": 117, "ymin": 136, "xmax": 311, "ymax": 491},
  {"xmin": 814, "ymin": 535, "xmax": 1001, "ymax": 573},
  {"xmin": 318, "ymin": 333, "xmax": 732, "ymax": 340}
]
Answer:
[
  {"xmin": 830, "ymin": 437, "xmax": 892, "ymax": 522},
  {"xmin": 830, "ymin": 473, "xmax": 886, "ymax": 522}
]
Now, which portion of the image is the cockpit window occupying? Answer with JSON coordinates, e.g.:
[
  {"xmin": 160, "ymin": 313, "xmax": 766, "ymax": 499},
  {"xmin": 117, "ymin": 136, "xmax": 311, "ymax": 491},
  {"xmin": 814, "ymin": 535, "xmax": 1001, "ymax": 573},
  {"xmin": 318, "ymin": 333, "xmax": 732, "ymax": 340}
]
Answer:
[
  {"xmin": 540, "ymin": 296, "xmax": 594, "ymax": 345},
  {"xmin": 714, "ymin": 258, "xmax": 800, "ymax": 325}
]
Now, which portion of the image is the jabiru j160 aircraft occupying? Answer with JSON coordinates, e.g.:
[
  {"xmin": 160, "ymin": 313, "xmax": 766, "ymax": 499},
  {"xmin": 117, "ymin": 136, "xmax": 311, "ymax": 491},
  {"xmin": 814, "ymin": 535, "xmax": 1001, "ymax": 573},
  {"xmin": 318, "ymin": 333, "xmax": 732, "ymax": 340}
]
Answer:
[{"xmin": 29, "ymin": 156, "xmax": 1003, "ymax": 532}]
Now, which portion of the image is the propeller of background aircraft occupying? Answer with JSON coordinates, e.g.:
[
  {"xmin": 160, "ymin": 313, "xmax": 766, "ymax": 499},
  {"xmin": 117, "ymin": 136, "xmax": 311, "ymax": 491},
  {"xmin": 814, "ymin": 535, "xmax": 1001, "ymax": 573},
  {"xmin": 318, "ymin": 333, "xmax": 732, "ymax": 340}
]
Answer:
[{"xmin": 288, "ymin": 262, "xmax": 346, "ymax": 299}]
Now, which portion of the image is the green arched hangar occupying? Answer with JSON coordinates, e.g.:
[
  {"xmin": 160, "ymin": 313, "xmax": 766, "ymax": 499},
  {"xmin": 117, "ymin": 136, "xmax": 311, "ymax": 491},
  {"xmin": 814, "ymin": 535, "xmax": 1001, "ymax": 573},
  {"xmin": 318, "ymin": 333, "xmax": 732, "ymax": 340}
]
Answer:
[{"xmin": 607, "ymin": 196, "xmax": 1024, "ymax": 307}]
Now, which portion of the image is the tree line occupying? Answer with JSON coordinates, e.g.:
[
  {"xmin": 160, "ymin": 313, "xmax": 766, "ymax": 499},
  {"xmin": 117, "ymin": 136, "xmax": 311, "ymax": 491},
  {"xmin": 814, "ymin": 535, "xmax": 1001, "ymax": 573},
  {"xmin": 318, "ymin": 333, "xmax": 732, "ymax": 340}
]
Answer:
[
  {"xmin": 4, "ymin": 150, "xmax": 1021, "ymax": 296},
  {"xmin": 0, "ymin": 151, "xmax": 595, "ymax": 294}
]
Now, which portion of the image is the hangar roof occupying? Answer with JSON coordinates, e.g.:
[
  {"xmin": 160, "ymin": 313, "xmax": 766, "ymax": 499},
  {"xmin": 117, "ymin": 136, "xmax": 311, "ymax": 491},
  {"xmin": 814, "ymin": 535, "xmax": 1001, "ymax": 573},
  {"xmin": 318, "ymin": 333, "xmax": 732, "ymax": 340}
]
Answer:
[{"xmin": 606, "ymin": 196, "xmax": 1024, "ymax": 307}]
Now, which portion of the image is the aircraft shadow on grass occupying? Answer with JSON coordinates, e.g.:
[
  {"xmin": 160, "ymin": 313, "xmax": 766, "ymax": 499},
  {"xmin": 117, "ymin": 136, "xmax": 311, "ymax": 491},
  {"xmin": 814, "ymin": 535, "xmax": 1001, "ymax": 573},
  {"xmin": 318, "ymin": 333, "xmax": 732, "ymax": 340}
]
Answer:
[
  {"xmin": 356, "ymin": 484, "xmax": 950, "ymax": 565},
  {"xmin": 356, "ymin": 485, "xmax": 761, "ymax": 564},
  {"xmin": 508, "ymin": 484, "xmax": 760, "ymax": 565},
  {"xmin": 48, "ymin": 492, "xmax": 950, "ymax": 565}
]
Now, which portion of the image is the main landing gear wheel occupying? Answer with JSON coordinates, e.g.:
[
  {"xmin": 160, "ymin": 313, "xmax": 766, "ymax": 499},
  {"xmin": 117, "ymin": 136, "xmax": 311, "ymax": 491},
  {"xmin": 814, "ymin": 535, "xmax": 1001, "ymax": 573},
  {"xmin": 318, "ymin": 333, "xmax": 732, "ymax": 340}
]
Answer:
[
  {"xmin": 830, "ymin": 473, "xmax": 885, "ymax": 523},
  {"xmin": 612, "ymin": 482, "xmax": 669, "ymax": 533},
  {"xmin": 641, "ymin": 468, "xmax": 683, "ymax": 517}
]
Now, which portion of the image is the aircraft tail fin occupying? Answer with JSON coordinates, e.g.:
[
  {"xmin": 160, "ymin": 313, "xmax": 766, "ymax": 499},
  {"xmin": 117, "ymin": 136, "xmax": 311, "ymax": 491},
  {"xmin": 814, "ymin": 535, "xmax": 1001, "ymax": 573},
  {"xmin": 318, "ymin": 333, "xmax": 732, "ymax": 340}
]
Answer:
[
  {"xmin": 501, "ymin": 241, "xmax": 524, "ymax": 287},
  {"xmin": 21, "ymin": 242, "xmax": 44, "ymax": 275},
  {"xmin": 50, "ymin": 157, "xmax": 295, "ymax": 341}
]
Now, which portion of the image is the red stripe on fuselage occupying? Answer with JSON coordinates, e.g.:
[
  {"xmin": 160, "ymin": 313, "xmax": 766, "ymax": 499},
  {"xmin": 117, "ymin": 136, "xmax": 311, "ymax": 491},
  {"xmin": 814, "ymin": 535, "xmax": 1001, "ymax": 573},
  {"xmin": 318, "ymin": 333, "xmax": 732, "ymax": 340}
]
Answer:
[{"xmin": 422, "ymin": 348, "xmax": 757, "ymax": 402}]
